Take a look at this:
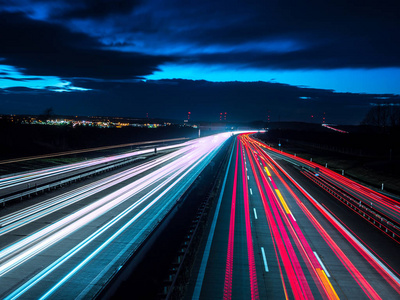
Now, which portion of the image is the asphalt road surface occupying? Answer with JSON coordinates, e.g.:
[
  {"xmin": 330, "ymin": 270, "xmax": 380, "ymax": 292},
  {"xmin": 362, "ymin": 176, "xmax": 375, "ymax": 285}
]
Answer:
[
  {"xmin": 0, "ymin": 133, "xmax": 232, "ymax": 299},
  {"xmin": 190, "ymin": 134, "xmax": 400, "ymax": 299}
]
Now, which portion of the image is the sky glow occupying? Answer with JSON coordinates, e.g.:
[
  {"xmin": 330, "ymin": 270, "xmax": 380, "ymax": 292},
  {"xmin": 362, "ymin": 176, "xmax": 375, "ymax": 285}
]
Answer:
[
  {"xmin": 147, "ymin": 65, "xmax": 400, "ymax": 95},
  {"xmin": 0, "ymin": 65, "xmax": 90, "ymax": 92},
  {"xmin": 0, "ymin": 0, "xmax": 399, "ymax": 123}
]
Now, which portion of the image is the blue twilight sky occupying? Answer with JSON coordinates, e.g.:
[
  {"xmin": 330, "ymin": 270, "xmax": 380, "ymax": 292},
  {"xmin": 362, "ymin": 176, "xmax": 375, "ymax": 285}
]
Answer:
[{"xmin": 0, "ymin": 0, "xmax": 400, "ymax": 123}]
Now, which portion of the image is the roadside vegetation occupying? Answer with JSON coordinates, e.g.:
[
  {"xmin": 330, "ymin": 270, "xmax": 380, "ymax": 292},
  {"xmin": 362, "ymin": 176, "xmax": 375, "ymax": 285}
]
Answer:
[{"xmin": 256, "ymin": 121, "xmax": 400, "ymax": 197}]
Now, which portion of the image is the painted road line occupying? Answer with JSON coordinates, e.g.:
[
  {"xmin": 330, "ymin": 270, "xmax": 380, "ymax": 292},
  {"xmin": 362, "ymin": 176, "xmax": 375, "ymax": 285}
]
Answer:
[
  {"xmin": 247, "ymin": 175, "xmax": 250, "ymax": 180},
  {"xmin": 253, "ymin": 208, "xmax": 258, "ymax": 219},
  {"xmin": 275, "ymin": 189, "xmax": 291, "ymax": 215},
  {"xmin": 316, "ymin": 268, "xmax": 339, "ymax": 300},
  {"xmin": 250, "ymin": 188, "xmax": 253, "ymax": 195},
  {"xmin": 261, "ymin": 247, "xmax": 269, "ymax": 272},
  {"xmin": 264, "ymin": 166, "xmax": 271, "ymax": 176},
  {"xmin": 314, "ymin": 251, "xmax": 330, "ymax": 277}
]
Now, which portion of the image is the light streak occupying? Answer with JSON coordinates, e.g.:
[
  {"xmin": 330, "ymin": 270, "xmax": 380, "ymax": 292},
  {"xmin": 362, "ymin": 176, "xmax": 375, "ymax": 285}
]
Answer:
[
  {"xmin": 243, "ymin": 136, "xmax": 305, "ymax": 299},
  {"xmin": 254, "ymin": 136, "xmax": 396, "ymax": 298},
  {"xmin": 0, "ymin": 146, "xmax": 193, "ymax": 235},
  {"xmin": 38, "ymin": 141, "xmax": 214, "ymax": 300},
  {"xmin": 0, "ymin": 138, "xmax": 188, "ymax": 166},
  {"xmin": 241, "ymin": 142, "xmax": 259, "ymax": 299},
  {"xmin": 1, "ymin": 132, "xmax": 235, "ymax": 299},
  {"xmin": 244, "ymin": 135, "xmax": 339, "ymax": 299},
  {"xmin": 223, "ymin": 139, "xmax": 239, "ymax": 300},
  {"xmin": 192, "ymin": 137, "xmax": 237, "ymax": 300}
]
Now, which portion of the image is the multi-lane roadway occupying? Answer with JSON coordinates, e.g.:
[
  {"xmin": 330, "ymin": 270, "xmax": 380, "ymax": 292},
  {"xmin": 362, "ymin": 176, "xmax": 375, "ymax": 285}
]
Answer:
[
  {"xmin": 191, "ymin": 133, "xmax": 400, "ymax": 299},
  {"xmin": 0, "ymin": 133, "xmax": 232, "ymax": 299},
  {"xmin": 1, "ymin": 132, "xmax": 399, "ymax": 299}
]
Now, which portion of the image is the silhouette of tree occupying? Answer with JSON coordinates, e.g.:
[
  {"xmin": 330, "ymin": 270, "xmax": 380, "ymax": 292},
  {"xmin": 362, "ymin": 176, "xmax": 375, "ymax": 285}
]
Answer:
[{"xmin": 361, "ymin": 104, "xmax": 400, "ymax": 127}]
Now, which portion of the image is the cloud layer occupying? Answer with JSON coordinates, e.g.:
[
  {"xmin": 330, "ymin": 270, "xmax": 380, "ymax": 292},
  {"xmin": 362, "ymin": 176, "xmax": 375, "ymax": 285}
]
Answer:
[
  {"xmin": 1, "ymin": 0, "xmax": 399, "ymax": 123},
  {"xmin": 1, "ymin": 0, "xmax": 399, "ymax": 81}
]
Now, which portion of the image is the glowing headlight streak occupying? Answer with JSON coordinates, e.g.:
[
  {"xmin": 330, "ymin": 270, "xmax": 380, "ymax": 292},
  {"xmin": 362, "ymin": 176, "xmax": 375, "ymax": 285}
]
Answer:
[
  {"xmin": 251, "ymin": 136, "xmax": 398, "ymax": 298},
  {"xmin": 1, "ymin": 132, "xmax": 234, "ymax": 299},
  {"xmin": 6, "ymin": 158, "xmax": 192, "ymax": 299},
  {"xmin": 35, "ymin": 133, "xmax": 231, "ymax": 300},
  {"xmin": 0, "ymin": 145, "xmax": 194, "ymax": 234},
  {"xmin": 0, "ymin": 139, "xmax": 207, "ymax": 273},
  {"xmin": 14, "ymin": 146, "xmax": 205, "ymax": 300},
  {"xmin": 0, "ymin": 140, "xmax": 194, "ymax": 190}
]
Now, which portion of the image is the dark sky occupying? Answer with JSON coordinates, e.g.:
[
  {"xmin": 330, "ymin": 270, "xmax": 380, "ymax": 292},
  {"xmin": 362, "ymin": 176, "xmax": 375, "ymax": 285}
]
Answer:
[{"xmin": 1, "ymin": 0, "xmax": 400, "ymax": 124}]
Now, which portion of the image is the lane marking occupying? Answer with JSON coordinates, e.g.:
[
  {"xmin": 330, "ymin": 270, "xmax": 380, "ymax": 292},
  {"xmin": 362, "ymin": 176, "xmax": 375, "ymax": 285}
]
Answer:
[
  {"xmin": 247, "ymin": 175, "xmax": 250, "ymax": 180},
  {"xmin": 250, "ymin": 188, "xmax": 253, "ymax": 195},
  {"xmin": 241, "ymin": 139, "xmax": 259, "ymax": 299},
  {"xmin": 265, "ymin": 152, "xmax": 394, "ymax": 298},
  {"xmin": 316, "ymin": 268, "xmax": 339, "ymax": 299},
  {"xmin": 261, "ymin": 247, "xmax": 269, "ymax": 272},
  {"xmin": 291, "ymin": 214, "xmax": 296, "ymax": 222},
  {"xmin": 313, "ymin": 251, "xmax": 330, "ymax": 277},
  {"xmin": 264, "ymin": 166, "xmax": 271, "ymax": 176},
  {"xmin": 275, "ymin": 189, "xmax": 291, "ymax": 215},
  {"xmin": 253, "ymin": 208, "xmax": 258, "ymax": 219}
]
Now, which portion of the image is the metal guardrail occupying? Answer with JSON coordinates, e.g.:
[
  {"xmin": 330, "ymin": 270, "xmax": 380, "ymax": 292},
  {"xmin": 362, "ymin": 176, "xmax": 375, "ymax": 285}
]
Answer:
[
  {"xmin": 301, "ymin": 169, "xmax": 400, "ymax": 243},
  {"xmin": 162, "ymin": 137, "xmax": 235, "ymax": 299},
  {"xmin": 0, "ymin": 155, "xmax": 147, "ymax": 206}
]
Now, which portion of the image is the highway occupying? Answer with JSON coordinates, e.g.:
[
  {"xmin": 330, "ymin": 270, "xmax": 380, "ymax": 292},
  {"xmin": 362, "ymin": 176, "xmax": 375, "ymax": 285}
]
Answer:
[
  {"xmin": 0, "ymin": 133, "xmax": 232, "ymax": 299},
  {"xmin": 0, "ymin": 139, "xmax": 189, "ymax": 200},
  {"xmin": 191, "ymin": 134, "xmax": 400, "ymax": 299},
  {"xmin": 260, "ymin": 141, "xmax": 400, "ymax": 241},
  {"xmin": 0, "ymin": 137, "xmax": 188, "ymax": 166}
]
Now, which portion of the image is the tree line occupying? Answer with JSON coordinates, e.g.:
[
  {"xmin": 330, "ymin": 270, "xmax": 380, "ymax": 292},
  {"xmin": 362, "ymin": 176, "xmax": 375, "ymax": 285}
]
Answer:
[{"xmin": 361, "ymin": 104, "xmax": 400, "ymax": 127}]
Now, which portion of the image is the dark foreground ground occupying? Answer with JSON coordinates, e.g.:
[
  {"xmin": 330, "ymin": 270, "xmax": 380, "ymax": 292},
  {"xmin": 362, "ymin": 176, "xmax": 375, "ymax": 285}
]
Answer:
[
  {"xmin": 0, "ymin": 123, "xmax": 199, "ymax": 175},
  {"xmin": 0, "ymin": 123, "xmax": 198, "ymax": 159}
]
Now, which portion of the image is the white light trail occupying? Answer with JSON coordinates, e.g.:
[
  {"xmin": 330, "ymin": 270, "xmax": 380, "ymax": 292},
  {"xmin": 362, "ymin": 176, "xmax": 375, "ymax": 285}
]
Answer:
[{"xmin": 0, "ymin": 132, "xmax": 237, "ymax": 299}]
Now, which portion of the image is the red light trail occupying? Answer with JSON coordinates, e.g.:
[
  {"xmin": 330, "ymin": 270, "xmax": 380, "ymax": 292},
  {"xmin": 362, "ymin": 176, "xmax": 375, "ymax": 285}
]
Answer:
[{"xmin": 213, "ymin": 134, "xmax": 399, "ymax": 299}]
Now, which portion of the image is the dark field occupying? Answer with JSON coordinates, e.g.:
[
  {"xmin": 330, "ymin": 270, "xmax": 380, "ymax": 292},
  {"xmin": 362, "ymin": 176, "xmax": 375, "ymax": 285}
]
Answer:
[
  {"xmin": 0, "ymin": 123, "xmax": 198, "ymax": 175},
  {"xmin": 1, "ymin": 121, "xmax": 399, "ymax": 196},
  {"xmin": 0, "ymin": 123, "xmax": 198, "ymax": 159},
  {"xmin": 256, "ymin": 122, "xmax": 400, "ymax": 197}
]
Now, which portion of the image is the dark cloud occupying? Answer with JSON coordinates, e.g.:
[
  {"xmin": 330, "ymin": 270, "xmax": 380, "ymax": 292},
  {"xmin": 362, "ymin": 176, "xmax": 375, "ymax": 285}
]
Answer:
[
  {"xmin": 185, "ymin": 39, "xmax": 400, "ymax": 70},
  {"xmin": 159, "ymin": 0, "xmax": 400, "ymax": 69},
  {"xmin": 58, "ymin": 0, "xmax": 141, "ymax": 19},
  {"xmin": 1, "ymin": 0, "xmax": 399, "ymax": 124},
  {"xmin": 0, "ymin": 11, "xmax": 172, "ymax": 80},
  {"xmin": 1, "ymin": 0, "xmax": 399, "ymax": 78}
]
